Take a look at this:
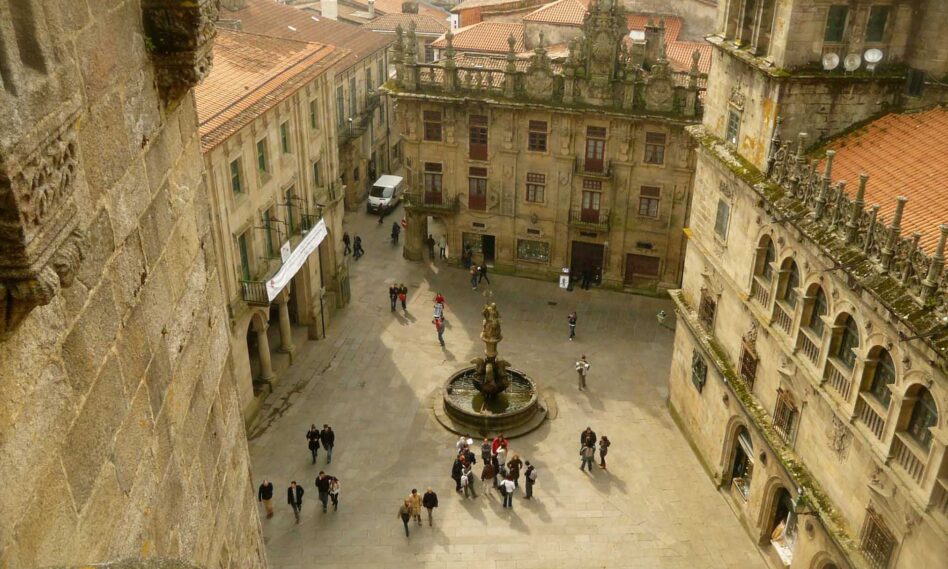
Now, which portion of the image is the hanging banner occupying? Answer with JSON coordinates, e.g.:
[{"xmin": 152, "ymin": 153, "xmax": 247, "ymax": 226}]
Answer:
[{"xmin": 266, "ymin": 218, "xmax": 328, "ymax": 302}]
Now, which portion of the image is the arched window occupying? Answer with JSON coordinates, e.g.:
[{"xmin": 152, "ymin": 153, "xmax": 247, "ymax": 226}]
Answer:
[
  {"xmin": 751, "ymin": 236, "xmax": 776, "ymax": 307},
  {"xmin": 783, "ymin": 262, "xmax": 800, "ymax": 307},
  {"xmin": 774, "ymin": 259, "xmax": 800, "ymax": 334},
  {"xmin": 807, "ymin": 287, "xmax": 827, "ymax": 336},
  {"xmin": 731, "ymin": 426, "xmax": 753, "ymax": 499},
  {"xmin": 868, "ymin": 350, "xmax": 895, "ymax": 409},
  {"xmin": 907, "ymin": 387, "xmax": 938, "ymax": 450},
  {"xmin": 834, "ymin": 314, "xmax": 859, "ymax": 369},
  {"xmin": 761, "ymin": 239, "xmax": 776, "ymax": 281}
]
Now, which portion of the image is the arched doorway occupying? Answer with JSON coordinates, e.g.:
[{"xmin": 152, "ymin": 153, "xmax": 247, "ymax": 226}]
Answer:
[
  {"xmin": 729, "ymin": 425, "xmax": 754, "ymax": 500},
  {"xmin": 767, "ymin": 486, "xmax": 797, "ymax": 564}
]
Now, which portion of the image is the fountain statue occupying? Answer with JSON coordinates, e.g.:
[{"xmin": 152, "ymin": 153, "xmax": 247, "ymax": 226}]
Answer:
[{"xmin": 438, "ymin": 301, "xmax": 546, "ymax": 437}]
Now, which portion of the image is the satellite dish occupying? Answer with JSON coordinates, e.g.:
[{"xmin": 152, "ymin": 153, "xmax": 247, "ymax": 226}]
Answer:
[
  {"xmin": 843, "ymin": 53, "xmax": 861, "ymax": 72},
  {"xmin": 864, "ymin": 49, "xmax": 883, "ymax": 63},
  {"xmin": 822, "ymin": 52, "xmax": 840, "ymax": 71}
]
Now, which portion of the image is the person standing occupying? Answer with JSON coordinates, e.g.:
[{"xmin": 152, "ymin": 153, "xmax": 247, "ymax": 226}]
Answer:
[
  {"xmin": 451, "ymin": 455, "xmax": 463, "ymax": 493},
  {"xmin": 507, "ymin": 454, "xmax": 523, "ymax": 488},
  {"xmin": 342, "ymin": 232, "xmax": 351, "ymax": 256},
  {"xmin": 481, "ymin": 460, "xmax": 496, "ymax": 495},
  {"xmin": 462, "ymin": 463, "xmax": 478, "ymax": 499},
  {"xmin": 524, "ymin": 462, "xmax": 537, "ymax": 499},
  {"xmin": 567, "ymin": 311, "xmax": 577, "ymax": 341},
  {"xmin": 580, "ymin": 444, "xmax": 596, "ymax": 472},
  {"xmin": 398, "ymin": 283, "xmax": 408, "ymax": 312},
  {"xmin": 575, "ymin": 354, "xmax": 590, "ymax": 391},
  {"xmin": 439, "ymin": 235, "xmax": 447, "ymax": 259},
  {"xmin": 320, "ymin": 425, "xmax": 335, "ymax": 463},
  {"xmin": 478, "ymin": 263, "xmax": 490, "ymax": 285},
  {"xmin": 391, "ymin": 221, "xmax": 400, "ymax": 244},
  {"xmin": 408, "ymin": 489, "xmax": 423, "ymax": 525},
  {"xmin": 581, "ymin": 427, "xmax": 598, "ymax": 452},
  {"xmin": 389, "ymin": 283, "xmax": 399, "ymax": 312},
  {"xmin": 306, "ymin": 424, "xmax": 320, "ymax": 464},
  {"xmin": 426, "ymin": 234, "xmax": 436, "ymax": 259},
  {"xmin": 433, "ymin": 316, "xmax": 445, "ymax": 347},
  {"xmin": 258, "ymin": 479, "xmax": 275, "ymax": 519},
  {"xmin": 422, "ymin": 488, "xmax": 439, "ymax": 526},
  {"xmin": 398, "ymin": 499, "xmax": 412, "ymax": 537},
  {"xmin": 480, "ymin": 438, "xmax": 492, "ymax": 464},
  {"xmin": 501, "ymin": 475, "xmax": 516, "ymax": 509},
  {"xmin": 315, "ymin": 471, "xmax": 331, "ymax": 513},
  {"xmin": 469, "ymin": 265, "xmax": 478, "ymax": 290},
  {"xmin": 581, "ymin": 268, "xmax": 592, "ymax": 290},
  {"xmin": 287, "ymin": 481, "xmax": 304, "ymax": 524},
  {"xmin": 491, "ymin": 434, "xmax": 509, "ymax": 457},
  {"xmin": 461, "ymin": 247, "xmax": 472, "ymax": 269},
  {"xmin": 328, "ymin": 476, "xmax": 340, "ymax": 511},
  {"xmin": 599, "ymin": 436, "xmax": 611, "ymax": 469}
]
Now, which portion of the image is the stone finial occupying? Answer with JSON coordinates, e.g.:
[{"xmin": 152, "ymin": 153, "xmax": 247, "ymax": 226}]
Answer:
[
  {"xmin": 921, "ymin": 224, "xmax": 948, "ymax": 301},
  {"xmin": 845, "ymin": 173, "xmax": 868, "ymax": 244},
  {"xmin": 507, "ymin": 33, "xmax": 517, "ymax": 54},
  {"xmin": 814, "ymin": 150, "xmax": 835, "ymax": 219},
  {"xmin": 795, "ymin": 133, "xmax": 808, "ymax": 159},
  {"xmin": 880, "ymin": 196, "xmax": 908, "ymax": 271},
  {"xmin": 445, "ymin": 29, "xmax": 455, "ymax": 59},
  {"xmin": 864, "ymin": 205, "xmax": 880, "ymax": 253},
  {"xmin": 901, "ymin": 232, "xmax": 922, "ymax": 282}
]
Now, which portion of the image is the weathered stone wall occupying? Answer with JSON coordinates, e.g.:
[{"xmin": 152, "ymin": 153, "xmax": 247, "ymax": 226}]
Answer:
[
  {"xmin": 0, "ymin": 2, "xmax": 266, "ymax": 568},
  {"xmin": 627, "ymin": 0, "xmax": 717, "ymax": 40}
]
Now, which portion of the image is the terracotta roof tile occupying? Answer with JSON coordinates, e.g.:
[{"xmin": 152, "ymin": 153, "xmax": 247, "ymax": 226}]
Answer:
[
  {"xmin": 195, "ymin": 30, "xmax": 342, "ymax": 152},
  {"xmin": 364, "ymin": 12, "xmax": 449, "ymax": 34},
  {"xmin": 522, "ymin": 0, "xmax": 587, "ymax": 25},
  {"xmin": 431, "ymin": 22, "xmax": 525, "ymax": 54},
  {"xmin": 817, "ymin": 107, "xmax": 948, "ymax": 253},
  {"xmin": 224, "ymin": 0, "xmax": 394, "ymax": 71}
]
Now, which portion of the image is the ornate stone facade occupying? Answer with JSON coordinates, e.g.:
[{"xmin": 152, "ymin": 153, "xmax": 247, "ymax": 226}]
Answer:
[{"xmin": 142, "ymin": 0, "xmax": 220, "ymax": 105}]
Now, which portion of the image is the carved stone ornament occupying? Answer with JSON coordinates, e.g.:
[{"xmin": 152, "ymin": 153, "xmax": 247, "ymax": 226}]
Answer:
[
  {"xmin": 525, "ymin": 70, "xmax": 555, "ymax": 101},
  {"xmin": 728, "ymin": 85, "xmax": 745, "ymax": 110},
  {"xmin": 826, "ymin": 415, "xmax": 852, "ymax": 462},
  {"xmin": 0, "ymin": 116, "xmax": 86, "ymax": 337},
  {"xmin": 644, "ymin": 77, "xmax": 674, "ymax": 112},
  {"xmin": 142, "ymin": 0, "xmax": 221, "ymax": 105}
]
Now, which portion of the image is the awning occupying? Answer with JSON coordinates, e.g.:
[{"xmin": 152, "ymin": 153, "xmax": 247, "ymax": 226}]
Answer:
[{"xmin": 266, "ymin": 218, "xmax": 328, "ymax": 302}]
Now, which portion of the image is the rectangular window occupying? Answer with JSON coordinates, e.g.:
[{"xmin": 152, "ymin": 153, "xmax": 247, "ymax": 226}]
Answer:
[
  {"xmin": 469, "ymin": 114, "xmax": 488, "ymax": 161},
  {"xmin": 468, "ymin": 166, "xmax": 487, "ymax": 210},
  {"xmin": 280, "ymin": 122, "xmax": 291, "ymax": 154},
  {"xmin": 378, "ymin": 59, "xmax": 385, "ymax": 86},
  {"xmin": 691, "ymin": 351, "xmax": 708, "ymax": 393},
  {"xmin": 861, "ymin": 510, "xmax": 896, "ymax": 569},
  {"xmin": 526, "ymin": 172, "xmax": 545, "ymax": 203},
  {"xmin": 285, "ymin": 187, "xmax": 297, "ymax": 234},
  {"xmin": 584, "ymin": 126, "xmax": 606, "ymax": 173},
  {"xmin": 230, "ymin": 159, "xmax": 243, "ymax": 195},
  {"xmin": 237, "ymin": 232, "xmax": 251, "ymax": 281},
  {"xmin": 423, "ymin": 110, "xmax": 443, "ymax": 141},
  {"xmin": 423, "ymin": 162, "xmax": 443, "ymax": 204},
  {"xmin": 348, "ymin": 76, "xmax": 357, "ymax": 116},
  {"xmin": 824, "ymin": 5, "xmax": 848, "ymax": 42},
  {"xmin": 773, "ymin": 390, "xmax": 798, "ymax": 443},
  {"xmin": 516, "ymin": 239, "xmax": 550, "ymax": 262},
  {"xmin": 726, "ymin": 110, "xmax": 741, "ymax": 145},
  {"xmin": 263, "ymin": 207, "xmax": 278, "ymax": 257},
  {"xmin": 698, "ymin": 288, "xmax": 717, "ymax": 331},
  {"xmin": 312, "ymin": 160, "xmax": 322, "ymax": 186},
  {"xmin": 644, "ymin": 132, "xmax": 666, "ymax": 165},
  {"xmin": 715, "ymin": 199, "xmax": 731, "ymax": 240},
  {"xmin": 739, "ymin": 341, "xmax": 758, "ymax": 390},
  {"xmin": 256, "ymin": 139, "xmax": 269, "ymax": 173},
  {"xmin": 582, "ymin": 179, "xmax": 602, "ymax": 191},
  {"xmin": 581, "ymin": 190, "xmax": 601, "ymax": 223},
  {"xmin": 865, "ymin": 6, "xmax": 889, "ymax": 43},
  {"xmin": 365, "ymin": 68, "xmax": 373, "ymax": 94},
  {"xmin": 638, "ymin": 186, "xmax": 661, "ymax": 218},
  {"xmin": 528, "ymin": 120, "xmax": 548, "ymax": 152},
  {"xmin": 309, "ymin": 99, "xmax": 319, "ymax": 129},
  {"xmin": 335, "ymin": 85, "xmax": 345, "ymax": 125},
  {"xmin": 424, "ymin": 44, "xmax": 434, "ymax": 62}
]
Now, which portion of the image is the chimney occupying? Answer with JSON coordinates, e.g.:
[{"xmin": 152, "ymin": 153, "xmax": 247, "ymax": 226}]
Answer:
[
  {"xmin": 402, "ymin": 0, "xmax": 419, "ymax": 14},
  {"xmin": 323, "ymin": 0, "xmax": 338, "ymax": 20},
  {"xmin": 221, "ymin": 0, "xmax": 247, "ymax": 10},
  {"xmin": 368, "ymin": 0, "xmax": 376, "ymax": 18}
]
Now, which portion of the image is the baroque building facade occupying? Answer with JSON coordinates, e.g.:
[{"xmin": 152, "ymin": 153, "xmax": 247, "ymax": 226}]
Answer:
[
  {"xmin": 387, "ymin": 0, "xmax": 707, "ymax": 290},
  {"xmin": 668, "ymin": 1, "xmax": 948, "ymax": 569},
  {"xmin": 0, "ymin": 1, "xmax": 265, "ymax": 567},
  {"xmin": 195, "ymin": 29, "xmax": 347, "ymax": 422}
]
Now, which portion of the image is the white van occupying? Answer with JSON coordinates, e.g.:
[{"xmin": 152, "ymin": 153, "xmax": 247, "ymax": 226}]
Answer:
[{"xmin": 367, "ymin": 175, "xmax": 404, "ymax": 214}]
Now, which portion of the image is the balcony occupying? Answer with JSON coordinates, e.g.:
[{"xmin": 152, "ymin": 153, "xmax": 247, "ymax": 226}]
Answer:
[
  {"xmin": 241, "ymin": 280, "xmax": 270, "ymax": 306},
  {"xmin": 773, "ymin": 301, "xmax": 793, "ymax": 334},
  {"xmin": 404, "ymin": 191, "xmax": 459, "ymax": 215},
  {"xmin": 574, "ymin": 157, "xmax": 612, "ymax": 178},
  {"xmin": 890, "ymin": 432, "xmax": 927, "ymax": 485},
  {"xmin": 855, "ymin": 394, "xmax": 887, "ymax": 440},
  {"xmin": 750, "ymin": 276, "xmax": 772, "ymax": 307},
  {"xmin": 932, "ymin": 478, "xmax": 948, "ymax": 519},
  {"xmin": 823, "ymin": 357, "xmax": 854, "ymax": 402},
  {"xmin": 568, "ymin": 207, "xmax": 610, "ymax": 232},
  {"xmin": 797, "ymin": 328, "xmax": 821, "ymax": 365}
]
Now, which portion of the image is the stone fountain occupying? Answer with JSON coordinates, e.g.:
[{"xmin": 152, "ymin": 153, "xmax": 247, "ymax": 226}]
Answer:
[{"xmin": 438, "ymin": 302, "xmax": 546, "ymax": 437}]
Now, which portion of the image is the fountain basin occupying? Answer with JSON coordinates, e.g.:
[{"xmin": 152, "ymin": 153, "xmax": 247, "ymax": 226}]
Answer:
[{"xmin": 442, "ymin": 366, "xmax": 543, "ymax": 436}]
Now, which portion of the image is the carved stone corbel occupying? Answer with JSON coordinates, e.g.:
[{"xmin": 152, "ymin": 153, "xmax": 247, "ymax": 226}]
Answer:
[{"xmin": 142, "ymin": 0, "xmax": 221, "ymax": 106}]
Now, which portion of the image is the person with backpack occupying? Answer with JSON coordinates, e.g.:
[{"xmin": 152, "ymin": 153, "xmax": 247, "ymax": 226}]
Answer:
[
  {"xmin": 500, "ymin": 475, "xmax": 516, "ymax": 509},
  {"xmin": 306, "ymin": 424, "xmax": 320, "ymax": 464},
  {"xmin": 391, "ymin": 221, "xmax": 400, "ymax": 244},
  {"xmin": 567, "ymin": 311, "xmax": 577, "ymax": 341},
  {"xmin": 433, "ymin": 316, "xmax": 445, "ymax": 347},
  {"xmin": 524, "ymin": 462, "xmax": 537, "ymax": 499},
  {"xmin": 389, "ymin": 283, "xmax": 399, "ymax": 313},
  {"xmin": 422, "ymin": 488, "xmax": 439, "ymax": 526},
  {"xmin": 599, "ymin": 435, "xmax": 611, "ymax": 470},
  {"xmin": 461, "ymin": 463, "xmax": 477, "ymax": 499},
  {"xmin": 580, "ymin": 444, "xmax": 596, "ymax": 472}
]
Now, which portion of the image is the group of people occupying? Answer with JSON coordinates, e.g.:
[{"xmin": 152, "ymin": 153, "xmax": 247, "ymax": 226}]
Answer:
[
  {"xmin": 580, "ymin": 427, "xmax": 611, "ymax": 471},
  {"xmin": 397, "ymin": 488, "xmax": 440, "ymax": 537},
  {"xmin": 469, "ymin": 264, "xmax": 490, "ymax": 290},
  {"xmin": 342, "ymin": 232, "xmax": 364, "ymax": 259},
  {"xmin": 450, "ymin": 435, "xmax": 538, "ymax": 510},
  {"xmin": 388, "ymin": 283, "xmax": 409, "ymax": 313},
  {"xmin": 258, "ymin": 472, "xmax": 340, "ymax": 525},
  {"xmin": 425, "ymin": 233, "xmax": 447, "ymax": 259},
  {"xmin": 306, "ymin": 424, "xmax": 336, "ymax": 464}
]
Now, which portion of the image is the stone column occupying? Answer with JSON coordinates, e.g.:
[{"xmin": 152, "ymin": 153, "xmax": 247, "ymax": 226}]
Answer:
[
  {"xmin": 255, "ymin": 321, "xmax": 276, "ymax": 382},
  {"xmin": 277, "ymin": 294, "xmax": 295, "ymax": 356},
  {"xmin": 403, "ymin": 209, "xmax": 425, "ymax": 261}
]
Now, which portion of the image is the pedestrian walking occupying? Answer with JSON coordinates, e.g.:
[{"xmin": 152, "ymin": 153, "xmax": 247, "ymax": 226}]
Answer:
[
  {"xmin": 320, "ymin": 425, "xmax": 335, "ymax": 463},
  {"xmin": 507, "ymin": 454, "xmax": 523, "ymax": 488},
  {"xmin": 481, "ymin": 460, "xmax": 496, "ymax": 494},
  {"xmin": 451, "ymin": 456, "xmax": 463, "ymax": 493},
  {"xmin": 258, "ymin": 479, "xmax": 275, "ymax": 518},
  {"xmin": 306, "ymin": 424, "xmax": 320, "ymax": 464},
  {"xmin": 426, "ymin": 234, "xmax": 436, "ymax": 259},
  {"xmin": 342, "ymin": 232, "xmax": 351, "ymax": 256},
  {"xmin": 580, "ymin": 445, "xmax": 596, "ymax": 472},
  {"xmin": 576, "ymin": 354, "xmax": 590, "ymax": 390},
  {"xmin": 287, "ymin": 481, "xmax": 304, "ymax": 523},
  {"xmin": 581, "ymin": 427, "xmax": 598, "ymax": 452},
  {"xmin": 524, "ymin": 462, "xmax": 537, "ymax": 499},
  {"xmin": 433, "ymin": 300, "xmax": 445, "ymax": 322},
  {"xmin": 389, "ymin": 283, "xmax": 399, "ymax": 312},
  {"xmin": 501, "ymin": 475, "xmax": 516, "ymax": 509},
  {"xmin": 315, "ymin": 471, "xmax": 331, "ymax": 513},
  {"xmin": 567, "ymin": 311, "xmax": 577, "ymax": 341},
  {"xmin": 439, "ymin": 235, "xmax": 447, "ymax": 259},
  {"xmin": 398, "ymin": 500, "xmax": 412, "ymax": 537},
  {"xmin": 433, "ymin": 316, "xmax": 445, "ymax": 346},
  {"xmin": 480, "ymin": 438, "xmax": 492, "ymax": 464},
  {"xmin": 328, "ymin": 476, "xmax": 340, "ymax": 511},
  {"xmin": 398, "ymin": 283, "xmax": 408, "ymax": 312},
  {"xmin": 391, "ymin": 221, "xmax": 400, "ymax": 244},
  {"xmin": 353, "ymin": 235, "xmax": 364, "ymax": 259},
  {"xmin": 408, "ymin": 488, "xmax": 423, "ymax": 525},
  {"xmin": 477, "ymin": 263, "xmax": 490, "ymax": 285},
  {"xmin": 470, "ymin": 265, "xmax": 479, "ymax": 290},
  {"xmin": 599, "ymin": 436, "xmax": 611, "ymax": 469},
  {"xmin": 423, "ymin": 488, "xmax": 439, "ymax": 526}
]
